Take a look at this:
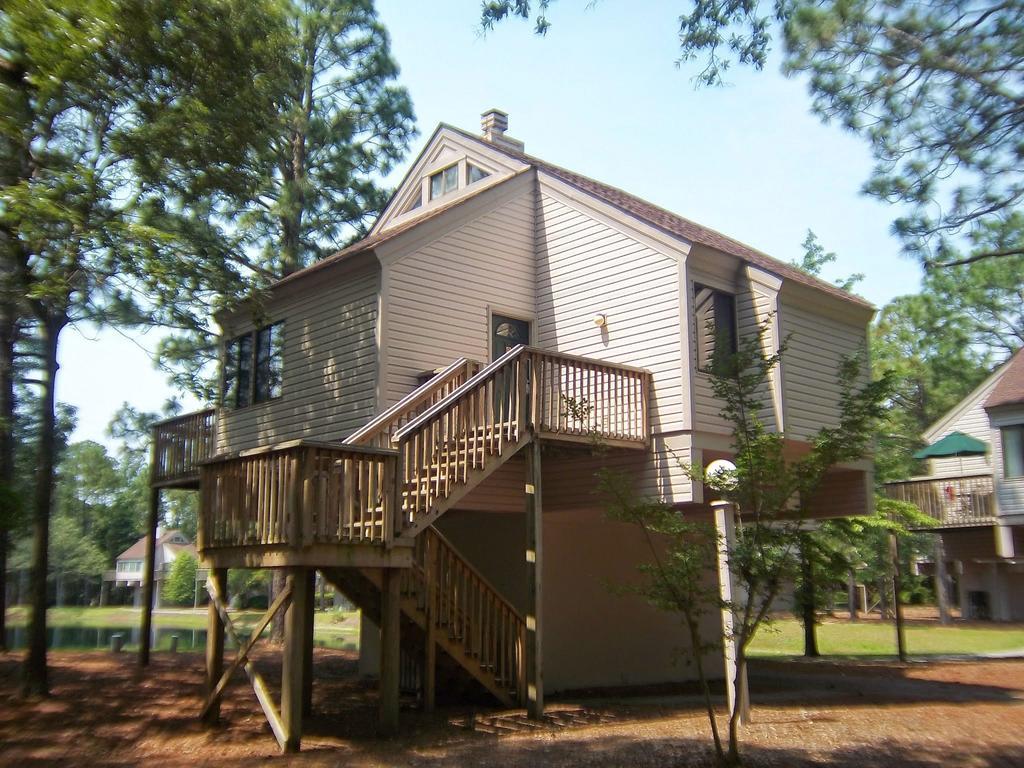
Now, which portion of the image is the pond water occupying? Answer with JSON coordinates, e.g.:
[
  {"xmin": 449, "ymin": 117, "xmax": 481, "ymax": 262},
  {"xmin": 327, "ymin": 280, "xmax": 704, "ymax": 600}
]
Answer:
[{"xmin": 4, "ymin": 626, "xmax": 214, "ymax": 651}]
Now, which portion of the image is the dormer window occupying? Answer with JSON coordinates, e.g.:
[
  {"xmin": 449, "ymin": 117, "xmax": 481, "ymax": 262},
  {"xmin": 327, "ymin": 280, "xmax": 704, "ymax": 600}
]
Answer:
[
  {"xmin": 430, "ymin": 164, "xmax": 459, "ymax": 200},
  {"xmin": 467, "ymin": 164, "xmax": 489, "ymax": 184}
]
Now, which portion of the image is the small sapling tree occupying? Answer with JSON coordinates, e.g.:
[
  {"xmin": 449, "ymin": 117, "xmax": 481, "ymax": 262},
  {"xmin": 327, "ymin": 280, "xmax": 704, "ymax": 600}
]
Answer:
[{"xmin": 594, "ymin": 319, "xmax": 892, "ymax": 767}]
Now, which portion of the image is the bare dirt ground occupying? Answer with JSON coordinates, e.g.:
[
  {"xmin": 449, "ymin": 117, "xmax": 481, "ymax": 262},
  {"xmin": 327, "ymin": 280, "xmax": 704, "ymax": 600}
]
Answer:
[{"xmin": 1, "ymin": 649, "xmax": 1022, "ymax": 767}]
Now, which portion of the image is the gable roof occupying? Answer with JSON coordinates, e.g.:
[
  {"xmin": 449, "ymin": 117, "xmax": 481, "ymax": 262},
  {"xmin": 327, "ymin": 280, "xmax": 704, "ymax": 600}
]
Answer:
[
  {"xmin": 116, "ymin": 529, "xmax": 193, "ymax": 561},
  {"xmin": 984, "ymin": 347, "xmax": 1024, "ymax": 410},
  {"xmin": 275, "ymin": 121, "xmax": 873, "ymax": 310}
]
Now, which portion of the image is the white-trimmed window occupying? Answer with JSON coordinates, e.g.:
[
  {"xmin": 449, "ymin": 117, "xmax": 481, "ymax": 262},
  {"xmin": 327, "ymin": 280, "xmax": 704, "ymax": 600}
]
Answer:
[
  {"xmin": 223, "ymin": 322, "xmax": 284, "ymax": 408},
  {"xmin": 467, "ymin": 163, "xmax": 490, "ymax": 184},
  {"xmin": 1003, "ymin": 425, "xmax": 1024, "ymax": 478},
  {"xmin": 429, "ymin": 164, "xmax": 459, "ymax": 200},
  {"xmin": 694, "ymin": 283, "xmax": 737, "ymax": 373}
]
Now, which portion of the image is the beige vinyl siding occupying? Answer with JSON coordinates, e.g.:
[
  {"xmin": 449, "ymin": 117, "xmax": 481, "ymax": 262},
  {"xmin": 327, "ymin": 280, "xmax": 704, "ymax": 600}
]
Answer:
[
  {"xmin": 216, "ymin": 265, "xmax": 379, "ymax": 454},
  {"xmin": 991, "ymin": 407, "xmax": 1024, "ymax": 519},
  {"xmin": 382, "ymin": 185, "xmax": 535, "ymax": 405},
  {"xmin": 535, "ymin": 193, "xmax": 684, "ymax": 434},
  {"xmin": 780, "ymin": 299, "xmax": 868, "ymax": 441},
  {"xmin": 925, "ymin": 375, "xmax": 1000, "ymax": 478},
  {"xmin": 534, "ymin": 192, "xmax": 690, "ymax": 502},
  {"xmin": 736, "ymin": 279, "xmax": 782, "ymax": 433}
]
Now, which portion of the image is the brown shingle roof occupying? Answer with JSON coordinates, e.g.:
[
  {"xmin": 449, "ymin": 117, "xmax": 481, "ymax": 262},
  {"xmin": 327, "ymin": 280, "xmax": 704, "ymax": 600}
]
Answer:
[
  {"xmin": 274, "ymin": 123, "xmax": 873, "ymax": 310},
  {"xmin": 984, "ymin": 347, "xmax": 1024, "ymax": 410},
  {"xmin": 445, "ymin": 124, "xmax": 873, "ymax": 309},
  {"xmin": 116, "ymin": 529, "xmax": 192, "ymax": 561}
]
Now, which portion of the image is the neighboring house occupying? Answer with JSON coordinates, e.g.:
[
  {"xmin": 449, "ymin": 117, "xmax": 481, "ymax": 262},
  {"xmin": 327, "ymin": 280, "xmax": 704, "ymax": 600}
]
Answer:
[
  {"xmin": 104, "ymin": 528, "xmax": 198, "ymax": 607},
  {"xmin": 886, "ymin": 348, "xmax": 1024, "ymax": 620},
  {"xmin": 149, "ymin": 111, "xmax": 874, "ymax": 750}
]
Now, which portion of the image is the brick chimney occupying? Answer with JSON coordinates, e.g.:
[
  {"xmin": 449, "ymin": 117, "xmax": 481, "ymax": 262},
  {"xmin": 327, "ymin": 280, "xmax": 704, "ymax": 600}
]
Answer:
[{"xmin": 480, "ymin": 109, "xmax": 524, "ymax": 152}]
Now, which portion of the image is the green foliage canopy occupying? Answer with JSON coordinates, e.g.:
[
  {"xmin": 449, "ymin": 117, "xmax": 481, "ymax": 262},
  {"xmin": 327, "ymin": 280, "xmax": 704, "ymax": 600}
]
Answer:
[{"xmin": 481, "ymin": 0, "xmax": 1024, "ymax": 268}]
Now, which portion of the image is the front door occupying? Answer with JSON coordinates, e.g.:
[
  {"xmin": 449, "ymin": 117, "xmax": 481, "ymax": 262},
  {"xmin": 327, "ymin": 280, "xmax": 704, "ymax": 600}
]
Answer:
[
  {"xmin": 491, "ymin": 314, "xmax": 530, "ymax": 421},
  {"xmin": 491, "ymin": 314, "xmax": 530, "ymax": 359}
]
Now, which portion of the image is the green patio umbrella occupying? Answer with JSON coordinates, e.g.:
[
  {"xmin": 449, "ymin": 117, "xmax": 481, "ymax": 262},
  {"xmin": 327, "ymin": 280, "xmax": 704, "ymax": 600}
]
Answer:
[{"xmin": 913, "ymin": 431, "xmax": 988, "ymax": 460}]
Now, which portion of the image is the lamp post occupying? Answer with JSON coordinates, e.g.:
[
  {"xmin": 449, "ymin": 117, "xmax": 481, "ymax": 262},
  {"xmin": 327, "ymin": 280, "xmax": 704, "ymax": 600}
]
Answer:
[{"xmin": 706, "ymin": 459, "xmax": 750, "ymax": 725}]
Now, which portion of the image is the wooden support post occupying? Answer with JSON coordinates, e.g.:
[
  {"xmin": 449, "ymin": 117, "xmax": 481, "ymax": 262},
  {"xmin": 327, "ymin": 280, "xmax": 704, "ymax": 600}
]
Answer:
[
  {"xmin": 423, "ymin": 537, "xmax": 437, "ymax": 713},
  {"xmin": 525, "ymin": 437, "xmax": 544, "ymax": 719},
  {"xmin": 713, "ymin": 501, "xmax": 749, "ymax": 725},
  {"xmin": 139, "ymin": 486, "xmax": 160, "ymax": 668},
  {"xmin": 281, "ymin": 568, "xmax": 309, "ymax": 752},
  {"xmin": 302, "ymin": 569, "xmax": 315, "ymax": 716},
  {"xmin": 379, "ymin": 567, "xmax": 401, "ymax": 735},
  {"xmin": 203, "ymin": 567, "xmax": 227, "ymax": 726},
  {"xmin": 934, "ymin": 536, "xmax": 951, "ymax": 625}
]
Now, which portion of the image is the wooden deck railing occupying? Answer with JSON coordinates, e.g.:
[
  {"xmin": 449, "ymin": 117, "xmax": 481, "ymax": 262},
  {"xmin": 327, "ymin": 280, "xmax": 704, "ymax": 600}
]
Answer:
[
  {"xmin": 884, "ymin": 475, "xmax": 995, "ymax": 528},
  {"xmin": 401, "ymin": 528, "xmax": 525, "ymax": 703},
  {"xmin": 393, "ymin": 345, "xmax": 651, "ymax": 527},
  {"xmin": 198, "ymin": 441, "xmax": 398, "ymax": 552},
  {"xmin": 346, "ymin": 358, "xmax": 481, "ymax": 448},
  {"xmin": 152, "ymin": 409, "xmax": 216, "ymax": 486}
]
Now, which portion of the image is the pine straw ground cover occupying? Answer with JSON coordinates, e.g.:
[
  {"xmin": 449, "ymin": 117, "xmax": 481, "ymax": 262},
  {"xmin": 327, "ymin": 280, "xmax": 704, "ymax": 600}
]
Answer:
[{"xmin": 0, "ymin": 650, "xmax": 1022, "ymax": 767}]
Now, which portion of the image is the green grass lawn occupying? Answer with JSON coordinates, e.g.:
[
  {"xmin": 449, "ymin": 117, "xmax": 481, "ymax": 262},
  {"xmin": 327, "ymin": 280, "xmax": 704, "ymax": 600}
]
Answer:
[
  {"xmin": 4, "ymin": 605, "xmax": 360, "ymax": 651},
  {"xmin": 749, "ymin": 616, "xmax": 1024, "ymax": 658}
]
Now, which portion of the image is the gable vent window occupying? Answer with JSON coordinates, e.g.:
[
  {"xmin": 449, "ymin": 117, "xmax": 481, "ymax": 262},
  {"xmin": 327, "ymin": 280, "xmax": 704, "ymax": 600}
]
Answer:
[
  {"xmin": 430, "ymin": 164, "xmax": 459, "ymax": 200},
  {"xmin": 467, "ymin": 164, "xmax": 490, "ymax": 184},
  {"xmin": 694, "ymin": 283, "xmax": 737, "ymax": 373},
  {"xmin": 223, "ymin": 322, "xmax": 284, "ymax": 409}
]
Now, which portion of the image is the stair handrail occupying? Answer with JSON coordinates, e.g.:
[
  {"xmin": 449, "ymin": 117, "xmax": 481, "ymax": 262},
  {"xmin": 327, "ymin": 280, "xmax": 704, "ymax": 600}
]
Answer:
[
  {"xmin": 422, "ymin": 527, "xmax": 524, "ymax": 620},
  {"xmin": 346, "ymin": 357, "xmax": 479, "ymax": 447},
  {"xmin": 393, "ymin": 344, "xmax": 527, "ymax": 441},
  {"xmin": 394, "ymin": 345, "xmax": 652, "ymax": 442}
]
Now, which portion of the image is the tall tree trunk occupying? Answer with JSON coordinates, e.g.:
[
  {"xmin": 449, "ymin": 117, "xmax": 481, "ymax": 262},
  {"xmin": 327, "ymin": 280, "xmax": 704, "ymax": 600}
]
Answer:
[
  {"xmin": 799, "ymin": 537, "xmax": 819, "ymax": 657},
  {"xmin": 23, "ymin": 313, "xmax": 64, "ymax": 697},
  {"xmin": 271, "ymin": 570, "xmax": 286, "ymax": 643},
  {"xmin": 847, "ymin": 569, "xmax": 859, "ymax": 622}
]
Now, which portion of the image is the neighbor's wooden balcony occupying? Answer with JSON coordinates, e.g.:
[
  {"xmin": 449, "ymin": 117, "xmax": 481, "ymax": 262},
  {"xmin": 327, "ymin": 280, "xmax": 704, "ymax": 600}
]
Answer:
[
  {"xmin": 151, "ymin": 409, "xmax": 217, "ymax": 488},
  {"xmin": 197, "ymin": 441, "xmax": 411, "ymax": 569},
  {"xmin": 884, "ymin": 474, "xmax": 995, "ymax": 529}
]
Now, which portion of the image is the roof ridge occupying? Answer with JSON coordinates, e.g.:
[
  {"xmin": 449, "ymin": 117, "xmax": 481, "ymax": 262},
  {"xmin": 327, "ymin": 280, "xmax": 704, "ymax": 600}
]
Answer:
[{"xmin": 442, "ymin": 123, "xmax": 873, "ymax": 310}]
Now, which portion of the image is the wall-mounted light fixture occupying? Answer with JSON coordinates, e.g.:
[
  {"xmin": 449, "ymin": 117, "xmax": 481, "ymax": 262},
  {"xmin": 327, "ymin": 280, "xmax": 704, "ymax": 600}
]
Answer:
[{"xmin": 593, "ymin": 313, "xmax": 607, "ymax": 328}]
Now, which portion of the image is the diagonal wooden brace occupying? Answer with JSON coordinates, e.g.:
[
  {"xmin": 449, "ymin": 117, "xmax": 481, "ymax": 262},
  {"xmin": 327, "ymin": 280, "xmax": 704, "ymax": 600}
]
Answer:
[{"xmin": 201, "ymin": 579, "xmax": 293, "ymax": 750}]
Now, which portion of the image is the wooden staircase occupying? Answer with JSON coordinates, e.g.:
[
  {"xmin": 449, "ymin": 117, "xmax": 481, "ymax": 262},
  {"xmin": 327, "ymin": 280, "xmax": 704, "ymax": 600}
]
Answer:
[
  {"xmin": 192, "ymin": 345, "xmax": 650, "ymax": 707},
  {"xmin": 323, "ymin": 527, "xmax": 525, "ymax": 707}
]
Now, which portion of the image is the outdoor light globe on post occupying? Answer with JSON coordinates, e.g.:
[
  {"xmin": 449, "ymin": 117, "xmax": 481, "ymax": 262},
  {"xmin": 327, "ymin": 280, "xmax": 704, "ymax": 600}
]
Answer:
[{"xmin": 705, "ymin": 459, "xmax": 737, "ymax": 503}]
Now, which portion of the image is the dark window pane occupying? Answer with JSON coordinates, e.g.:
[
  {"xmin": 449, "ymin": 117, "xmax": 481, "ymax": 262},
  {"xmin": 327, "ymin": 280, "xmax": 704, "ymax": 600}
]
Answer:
[
  {"xmin": 254, "ymin": 323, "xmax": 283, "ymax": 403},
  {"xmin": 467, "ymin": 164, "xmax": 489, "ymax": 184},
  {"xmin": 222, "ymin": 337, "xmax": 241, "ymax": 408},
  {"xmin": 694, "ymin": 283, "xmax": 736, "ymax": 373},
  {"xmin": 430, "ymin": 171, "xmax": 443, "ymax": 199},
  {"xmin": 236, "ymin": 333, "xmax": 253, "ymax": 408}
]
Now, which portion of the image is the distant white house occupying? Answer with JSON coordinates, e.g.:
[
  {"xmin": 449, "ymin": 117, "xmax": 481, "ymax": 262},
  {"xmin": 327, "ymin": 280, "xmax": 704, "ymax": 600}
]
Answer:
[
  {"xmin": 103, "ymin": 528, "xmax": 198, "ymax": 607},
  {"xmin": 886, "ymin": 348, "xmax": 1024, "ymax": 620}
]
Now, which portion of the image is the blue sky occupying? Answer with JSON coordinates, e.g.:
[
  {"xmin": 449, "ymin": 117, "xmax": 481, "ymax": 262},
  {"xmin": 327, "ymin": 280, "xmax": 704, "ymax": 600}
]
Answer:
[{"xmin": 57, "ymin": 0, "xmax": 923, "ymax": 446}]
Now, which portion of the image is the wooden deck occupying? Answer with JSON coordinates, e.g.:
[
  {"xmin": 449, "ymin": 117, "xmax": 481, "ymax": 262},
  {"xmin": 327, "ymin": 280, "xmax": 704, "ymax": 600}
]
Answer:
[
  {"xmin": 884, "ymin": 474, "xmax": 995, "ymax": 529},
  {"xmin": 151, "ymin": 409, "xmax": 216, "ymax": 488}
]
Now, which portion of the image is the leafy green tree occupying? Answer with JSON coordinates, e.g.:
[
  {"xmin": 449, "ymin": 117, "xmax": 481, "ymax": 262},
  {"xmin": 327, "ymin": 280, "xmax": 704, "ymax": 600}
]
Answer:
[
  {"xmin": 158, "ymin": 0, "xmax": 417, "ymax": 399},
  {"xmin": 598, "ymin": 321, "xmax": 891, "ymax": 767},
  {"xmin": 162, "ymin": 552, "xmax": 198, "ymax": 607},
  {"xmin": 1, "ymin": 0, "xmax": 291, "ymax": 695},
  {"xmin": 790, "ymin": 230, "xmax": 863, "ymax": 293},
  {"xmin": 481, "ymin": 0, "xmax": 1024, "ymax": 268}
]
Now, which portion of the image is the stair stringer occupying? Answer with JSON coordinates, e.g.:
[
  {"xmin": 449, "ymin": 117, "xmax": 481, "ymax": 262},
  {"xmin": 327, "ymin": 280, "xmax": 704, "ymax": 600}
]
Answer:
[
  {"xmin": 396, "ymin": 432, "xmax": 532, "ymax": 543},
  {"xmin": 321, "ymin": 555, "xmax": 519, "ymax": 708}
]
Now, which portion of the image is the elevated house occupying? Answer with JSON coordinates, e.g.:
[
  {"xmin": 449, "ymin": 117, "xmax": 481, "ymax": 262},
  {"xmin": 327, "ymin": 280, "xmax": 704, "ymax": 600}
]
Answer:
[
  {"xmin": 886, "ymin": 348, "xmax": 1024, "ymax": 620},
  {"xmin": 146, "ymin": 111, "xmax": 875, "ymax": 751}
]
